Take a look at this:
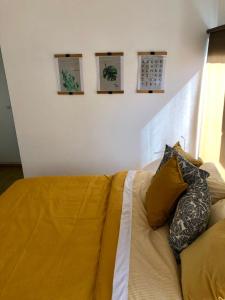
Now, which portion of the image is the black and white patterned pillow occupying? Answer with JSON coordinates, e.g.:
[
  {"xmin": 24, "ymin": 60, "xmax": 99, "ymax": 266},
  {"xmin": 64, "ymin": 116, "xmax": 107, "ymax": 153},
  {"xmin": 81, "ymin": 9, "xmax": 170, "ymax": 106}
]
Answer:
[
  {"xmin": 158, "ymin": 145, "xmax": 211, "ymax": 259},
  {"xmin": 169, "ymin": 180, "xmax": 211, "ymax": 258}
]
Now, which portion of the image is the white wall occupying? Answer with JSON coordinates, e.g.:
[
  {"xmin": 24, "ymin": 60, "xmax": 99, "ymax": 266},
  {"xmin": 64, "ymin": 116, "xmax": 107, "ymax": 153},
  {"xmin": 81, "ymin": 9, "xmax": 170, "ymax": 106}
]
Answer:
[
  {"xmin": 141, "ymin": 72, "xmax": 202, "ymax": 166},
  {"xmin": 0, "ymin": 0, "xmax": 219, "ymax": 176},
  {"xmin": 0, "ymin": 49, "xmax": 21, "ymax": 163},
  {"xmin": 218, "ymin": 0, "xmax": 225, "ymax": 25}
]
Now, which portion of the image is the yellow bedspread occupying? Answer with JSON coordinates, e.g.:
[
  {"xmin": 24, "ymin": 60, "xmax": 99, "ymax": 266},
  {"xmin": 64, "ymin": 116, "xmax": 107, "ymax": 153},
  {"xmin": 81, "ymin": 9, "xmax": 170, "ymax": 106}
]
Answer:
[{"xmin": 0, "ymin": 172, "xmax": 127, "ymax": 300}]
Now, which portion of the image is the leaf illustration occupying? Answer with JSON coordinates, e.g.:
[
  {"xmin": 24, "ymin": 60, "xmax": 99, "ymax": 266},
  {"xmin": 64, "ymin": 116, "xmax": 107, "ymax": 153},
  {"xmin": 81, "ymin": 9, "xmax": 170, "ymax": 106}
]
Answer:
[
  {"xmin": 103, "ymin": 65, "xmax": 117, "ymax": 81},
  {"xmin": 61, "ymin": 70, "xmax": 80, "ymax": 92}
]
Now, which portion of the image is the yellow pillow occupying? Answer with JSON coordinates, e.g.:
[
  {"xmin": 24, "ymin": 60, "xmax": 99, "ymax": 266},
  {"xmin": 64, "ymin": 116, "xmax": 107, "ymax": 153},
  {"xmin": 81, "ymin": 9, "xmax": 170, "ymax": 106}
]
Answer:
[
  {"xmin": 173, "ymin": 141, "xmax": 203, "ymax": 167},
  {"xmin": 181, "ymin": 220, "xmax": 225, "ymax": 300},
  {"xmin": 146, "ymin": 156, "xmax": 188, "ymax": 229}
]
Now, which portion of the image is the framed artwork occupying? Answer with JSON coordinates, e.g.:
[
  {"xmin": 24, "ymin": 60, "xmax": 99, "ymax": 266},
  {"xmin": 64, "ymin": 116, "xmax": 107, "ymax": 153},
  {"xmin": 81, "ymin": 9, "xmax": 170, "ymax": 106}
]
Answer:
[
  {"xmin": 54, "ymin": 54, "xmax": 84, "ymax": 95},
  {"xmin": 95, "ymin": 52, "xmax": 124, "ymax": 94},
  {"xmin": 137, "ymin": 51, "xmax": 167, "ymax": 93}
]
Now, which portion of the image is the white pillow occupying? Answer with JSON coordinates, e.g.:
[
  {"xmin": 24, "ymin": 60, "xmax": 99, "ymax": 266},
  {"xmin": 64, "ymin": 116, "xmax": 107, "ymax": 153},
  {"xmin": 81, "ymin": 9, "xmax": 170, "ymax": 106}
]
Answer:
[
  {"xmin": 142, "ymin": 158, "xmax": 161, "ymax": 174},
  {"xmin": 209, "ymin": 199, "xmax": 225, "ymax": 227},
  {"xmin": 200, "ymin": 163, "xmax": 225, "ymax": 204},
  {"xmin": 200, "ymin": 162, "xmax": 224, "ymax": 183},
  {"xmin": 206, "ymin": 180, "xmax": 225, "ymax": 204}
]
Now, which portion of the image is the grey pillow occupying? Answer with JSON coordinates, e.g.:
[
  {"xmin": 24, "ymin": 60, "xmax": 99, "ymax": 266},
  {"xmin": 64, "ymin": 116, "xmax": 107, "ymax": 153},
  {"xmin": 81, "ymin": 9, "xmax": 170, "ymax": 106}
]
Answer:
[
  {"xmin": 158, "ymin": 145, "xmax": 209, "ymax": 184},
  {"xmin": 158, "ymin": 145, "xmax": 211, "ymax": 259}
]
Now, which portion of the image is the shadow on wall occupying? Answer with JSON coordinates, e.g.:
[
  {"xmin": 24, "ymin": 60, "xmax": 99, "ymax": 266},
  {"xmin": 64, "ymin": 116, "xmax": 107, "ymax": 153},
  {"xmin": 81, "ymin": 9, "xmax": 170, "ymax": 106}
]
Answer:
[
  {"xmin": 140, "ymin": 72, "xmax": 202, "ymax": 167},
  {"xmin": 220, "ymin": 96, "xmax": 225, "ymax": 168},
  {"xmin": 139, "ymin": 0, "xmax": 214, "ymax": 168}
]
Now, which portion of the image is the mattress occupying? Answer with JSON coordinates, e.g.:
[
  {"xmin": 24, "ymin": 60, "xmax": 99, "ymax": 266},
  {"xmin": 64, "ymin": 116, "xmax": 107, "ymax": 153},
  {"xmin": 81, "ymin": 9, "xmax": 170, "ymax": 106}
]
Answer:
[{"xmin": 0, "ymin": 170, "xmax": 183, "ymax": 299}]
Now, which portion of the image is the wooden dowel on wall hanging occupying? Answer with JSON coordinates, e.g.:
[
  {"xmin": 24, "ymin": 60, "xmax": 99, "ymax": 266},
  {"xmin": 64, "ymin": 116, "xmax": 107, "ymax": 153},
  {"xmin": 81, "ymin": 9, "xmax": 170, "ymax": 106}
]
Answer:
[
  {"xmin": 97, "ymin": 91, "xmax": 124, "ymax": 94},
  {"xmin": 95, "ymin": 52, "xmax": 124, "ymax": 56},
  {"xmin": 54, "ymin": 54, "xmax": 82, "ymax": 58},
  {"xmin": 137, "ymin": 51, "xmax": 167, "ymax": 56},
  {"xmin": 136, "ymin": 90, "xmax": 164, "ymax": 94},
  {"xmin": 57, "ymin": 91, "xmax": 84, "ymax": 95}
]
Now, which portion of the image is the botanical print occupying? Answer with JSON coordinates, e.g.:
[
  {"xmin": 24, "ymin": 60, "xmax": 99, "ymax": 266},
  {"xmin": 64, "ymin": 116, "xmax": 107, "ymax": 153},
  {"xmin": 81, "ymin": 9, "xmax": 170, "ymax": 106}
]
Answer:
[
  {"xmin": 103, "ymin": 65, "xmax": 118, "ymax": 81},
  {"xmin": 99, "ymin": 56, "xmax": 122, "ymax": 91},
  {"xmin": 58, "ymin": 57, "xmax": 82, "ymax": 93},
  {"xmin": 61, "ymin": 70, "xmax": 80, "ymax": 92}
]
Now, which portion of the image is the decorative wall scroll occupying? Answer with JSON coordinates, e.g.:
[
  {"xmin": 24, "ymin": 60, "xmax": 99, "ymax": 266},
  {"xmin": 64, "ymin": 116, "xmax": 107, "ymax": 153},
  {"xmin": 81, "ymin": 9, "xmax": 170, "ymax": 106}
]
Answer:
[
  {"xmin": 54, "ymin": 54, "xmax": 84, "ymax": 95},
  {"xmin": 137, "ymin": 51, "xmax": 167, "ymax": 93},
  {"xmin": 95, "ymin": 52, "xmax": 124, "ymax": 94}
]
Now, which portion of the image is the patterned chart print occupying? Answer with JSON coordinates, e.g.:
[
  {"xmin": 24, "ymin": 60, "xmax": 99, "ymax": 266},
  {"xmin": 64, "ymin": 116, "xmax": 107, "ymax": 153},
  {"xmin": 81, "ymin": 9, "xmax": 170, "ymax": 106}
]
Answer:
[{"xmin": 137, "ymin": 52, "xmax": 167, "ymax": 93}]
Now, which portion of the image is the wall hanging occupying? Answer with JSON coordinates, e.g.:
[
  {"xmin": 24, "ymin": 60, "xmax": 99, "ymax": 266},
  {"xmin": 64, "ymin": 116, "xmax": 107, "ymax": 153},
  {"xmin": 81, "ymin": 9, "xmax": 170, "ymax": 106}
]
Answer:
[
  {"xmin": 95, "ymin": 52, "xmax": 124, "ymax": 94},
  {"xmin": 137, "ymin": 51, "xmax": 167, "ymax": 94},
  {"xmin": 54, "ymin": 54, "xmax": 84, "ymax": 95}
]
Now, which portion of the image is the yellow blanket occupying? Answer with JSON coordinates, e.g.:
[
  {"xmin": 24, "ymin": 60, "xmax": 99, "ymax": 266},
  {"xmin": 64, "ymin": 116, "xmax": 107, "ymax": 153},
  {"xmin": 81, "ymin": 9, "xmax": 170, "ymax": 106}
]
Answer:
[{"xmin": 0, "ymin": 172, "xmax": 127, "ymax": 300}]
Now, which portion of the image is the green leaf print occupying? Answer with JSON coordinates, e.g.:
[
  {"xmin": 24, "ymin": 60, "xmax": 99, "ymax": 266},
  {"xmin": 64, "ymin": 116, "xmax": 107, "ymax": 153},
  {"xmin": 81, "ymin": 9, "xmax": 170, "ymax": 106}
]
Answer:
[
  {"xmin": 103, "ymin": 65, "xmax": 117, "ymax": 81},
  {"xmin": 61, "ymin": 70, "xmax": 80, "ymax": 92}
]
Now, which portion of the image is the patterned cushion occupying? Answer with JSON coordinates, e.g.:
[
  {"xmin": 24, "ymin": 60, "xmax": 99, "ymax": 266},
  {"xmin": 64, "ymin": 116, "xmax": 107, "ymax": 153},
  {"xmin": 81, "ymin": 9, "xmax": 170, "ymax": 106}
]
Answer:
[
  {"xmin": 173, "ymin": 141, "xmax": 203, "ymax": 167},
  {"xmin": 158, "ymin": 145, "xmax": 211, "ymax": 259},
  {"xmin": 158, "ymin": 145, "xmax": 209, "ymax": 184},
  {"xmin": 169, "ymin": 180, "xmax": 211, "ymax": 258}
]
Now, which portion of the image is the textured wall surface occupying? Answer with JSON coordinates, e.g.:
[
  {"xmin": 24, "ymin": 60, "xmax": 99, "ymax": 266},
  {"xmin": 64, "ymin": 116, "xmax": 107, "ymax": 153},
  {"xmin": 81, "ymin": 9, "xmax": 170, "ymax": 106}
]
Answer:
[
  {"xmin": 0, "ymin": 0, "xmax": 219, "ymax": 176},
  {"xmin": 218, "ymin": 0, "xmax": 225, "ymax": 25}
]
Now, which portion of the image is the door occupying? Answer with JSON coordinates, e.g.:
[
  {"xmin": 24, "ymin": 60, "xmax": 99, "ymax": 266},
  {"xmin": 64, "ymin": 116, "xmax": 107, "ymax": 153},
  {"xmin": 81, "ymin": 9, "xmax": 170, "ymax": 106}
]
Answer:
[{"xmin": 0, "ymin": 48, "xmax": 21, "ymax": 164}]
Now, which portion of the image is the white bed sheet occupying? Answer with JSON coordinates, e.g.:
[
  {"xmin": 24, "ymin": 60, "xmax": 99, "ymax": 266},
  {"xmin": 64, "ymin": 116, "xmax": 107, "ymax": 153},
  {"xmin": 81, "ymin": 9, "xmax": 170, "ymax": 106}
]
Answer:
[{"xmin": 113, "ymin": 170, "xmax": 183, "ymax": 300}]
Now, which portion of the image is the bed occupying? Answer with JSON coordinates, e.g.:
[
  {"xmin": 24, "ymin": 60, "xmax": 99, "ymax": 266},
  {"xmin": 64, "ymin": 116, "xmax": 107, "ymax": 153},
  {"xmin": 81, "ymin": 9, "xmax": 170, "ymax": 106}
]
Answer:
[{"xmin": 0, "ymin": 161, "xmax": 223, "ymax": 300}]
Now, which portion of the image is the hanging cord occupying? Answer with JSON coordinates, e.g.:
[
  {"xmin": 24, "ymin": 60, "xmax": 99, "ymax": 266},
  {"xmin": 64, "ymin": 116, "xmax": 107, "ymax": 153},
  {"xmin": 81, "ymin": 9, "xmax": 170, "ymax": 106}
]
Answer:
[{"xmin": 154, "ymin": 136, "xmax": 186, "ymax": 154}]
